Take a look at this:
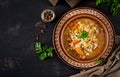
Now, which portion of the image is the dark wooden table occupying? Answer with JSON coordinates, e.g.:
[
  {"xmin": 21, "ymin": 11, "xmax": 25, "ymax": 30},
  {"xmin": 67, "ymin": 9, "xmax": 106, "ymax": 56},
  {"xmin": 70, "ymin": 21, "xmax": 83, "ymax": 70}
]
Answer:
[{"xmin": 0, "ymin": 0, "xmax": 120, "ymax": 77}]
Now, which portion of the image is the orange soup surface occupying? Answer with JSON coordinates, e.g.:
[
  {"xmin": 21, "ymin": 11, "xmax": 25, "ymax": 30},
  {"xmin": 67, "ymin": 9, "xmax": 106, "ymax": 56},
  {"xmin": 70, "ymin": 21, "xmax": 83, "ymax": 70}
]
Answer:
[{"xmin": 63, "ymin": 18, "xmax": 105, "ymax": 60}]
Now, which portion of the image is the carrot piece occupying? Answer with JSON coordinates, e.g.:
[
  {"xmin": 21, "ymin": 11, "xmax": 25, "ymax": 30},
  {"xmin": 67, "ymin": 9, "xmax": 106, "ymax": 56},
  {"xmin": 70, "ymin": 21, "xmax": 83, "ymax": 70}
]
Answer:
[
  {"xmin": 71, "ymin": 22, "xmax": 79, "ymax": 30},
  {"xmin": 72, "ymin": 40, "xmax": 79, "ymax": 44},
  {"xmin": 76, "ymin": 47, "xmax": 84, "ymax": 55},
  {"xmin": 95, "ymin": 48, "xmax": 100, "ymax": 54},
  {"xmin": 97, "ymin": 50, "xmax": 101, "ymax": 54}
]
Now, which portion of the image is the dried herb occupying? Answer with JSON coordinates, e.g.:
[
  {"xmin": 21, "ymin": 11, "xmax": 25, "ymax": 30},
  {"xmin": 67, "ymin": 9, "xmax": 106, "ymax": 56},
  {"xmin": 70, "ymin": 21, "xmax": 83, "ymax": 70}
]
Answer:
[
  {"xmin": 35, "ymin": 21, "xmax": 46, "ymax": 29},
  {"xmin": 35, "ymin": 21, "xmax": 46, "ymax": 41}
]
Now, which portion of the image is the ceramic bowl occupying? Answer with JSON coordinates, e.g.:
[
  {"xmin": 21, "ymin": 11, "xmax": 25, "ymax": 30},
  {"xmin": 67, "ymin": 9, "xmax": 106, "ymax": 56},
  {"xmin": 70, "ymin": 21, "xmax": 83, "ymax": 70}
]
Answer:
[{"xmin": 53, "ymin": 7, "xmax": 115, "ymax": 69}]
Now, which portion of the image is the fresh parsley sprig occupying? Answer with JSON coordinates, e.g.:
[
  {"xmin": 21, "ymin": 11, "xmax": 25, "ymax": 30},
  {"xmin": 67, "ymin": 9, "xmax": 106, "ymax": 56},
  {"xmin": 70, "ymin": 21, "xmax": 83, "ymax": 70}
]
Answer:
[
  {"xmin": 35, "ymin": 42, "xmax": 54, "ymax": 60},
  {"xmin": 96, "ymin": 0, "xmax": 120, "ymax": 16},
  {"xmin": 96, "ymin": 58, "xmax": 104, "ymax": 64},
  {"xmin": 78, "ymin": 31, "xmax": 89, "ymax": 39}
]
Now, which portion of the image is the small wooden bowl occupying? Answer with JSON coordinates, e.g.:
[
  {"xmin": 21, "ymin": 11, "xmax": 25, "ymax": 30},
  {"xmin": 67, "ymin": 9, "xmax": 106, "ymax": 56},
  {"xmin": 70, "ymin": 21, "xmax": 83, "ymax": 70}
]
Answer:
[{"xmin": 53, "ymin": 7, "xmax": 115, "ymax": 69}]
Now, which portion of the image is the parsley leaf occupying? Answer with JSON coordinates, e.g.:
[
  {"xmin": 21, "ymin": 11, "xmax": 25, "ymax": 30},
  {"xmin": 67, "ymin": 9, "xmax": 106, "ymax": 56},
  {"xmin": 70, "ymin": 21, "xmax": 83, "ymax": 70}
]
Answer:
[
  {"xmin": 78, "ymin": 32, "xmax": 88, "ymax": 39},
  {"xmin": 96, "ymin": 0, "xmax": 120, "ymax": 16},
  {"xmin": 35, "ymin": 42, "xmax": 54, "ymax": 60},
  {"xmin": 96, "ymin": 58, "xmax": 104, "ymax": 64},
  {"xmin": 47, "ymin": 51, "xmax": 53, "ymax": 57},
  {"xmin": 35, "ymin": 42, "xmax": 42, "ymax": 53},
  {"xmin": 96, "ymin": 0, "xmax": 103, "ymax": 6},
  {"xmin": 39, "ymin": 52, "xmax": 47, "ymax": 60}
]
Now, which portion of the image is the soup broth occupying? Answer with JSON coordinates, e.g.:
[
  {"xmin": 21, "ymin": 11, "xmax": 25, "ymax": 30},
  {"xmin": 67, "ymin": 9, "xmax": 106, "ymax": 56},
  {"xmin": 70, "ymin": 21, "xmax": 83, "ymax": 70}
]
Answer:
[{"xmin": 63, "ymin": 18, "xmax": 105, "ymax": 60}]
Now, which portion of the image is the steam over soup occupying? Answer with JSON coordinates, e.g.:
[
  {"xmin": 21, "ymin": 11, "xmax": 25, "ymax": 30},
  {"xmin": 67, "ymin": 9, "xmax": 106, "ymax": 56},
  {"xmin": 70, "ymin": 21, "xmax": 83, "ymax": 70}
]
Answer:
[{"xmin": 63, "ymin": 18, "xmax": 105, "ymax": 60}]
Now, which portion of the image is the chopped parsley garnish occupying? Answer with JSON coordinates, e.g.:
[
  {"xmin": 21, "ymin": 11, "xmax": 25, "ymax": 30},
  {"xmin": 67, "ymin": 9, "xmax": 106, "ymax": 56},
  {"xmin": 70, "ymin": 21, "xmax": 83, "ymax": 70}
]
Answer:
[
  {"xmin": 78, "ymin": 31, "xmax": 89, "ymax": 39},
  {"xmin": 96, "ymin": 58, "xmax": 104, "ymax": 64}
]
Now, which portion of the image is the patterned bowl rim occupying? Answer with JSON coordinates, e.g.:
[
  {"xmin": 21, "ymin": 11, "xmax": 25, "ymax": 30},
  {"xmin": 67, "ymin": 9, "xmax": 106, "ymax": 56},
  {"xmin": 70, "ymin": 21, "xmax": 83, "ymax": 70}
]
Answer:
[
  {"xmin": 52, "ymin": 7, "xmax": 115, "ymax": 69},
  {"xmin": 60, "ymin": 14, "xmax": 109, "ymax": 63}
]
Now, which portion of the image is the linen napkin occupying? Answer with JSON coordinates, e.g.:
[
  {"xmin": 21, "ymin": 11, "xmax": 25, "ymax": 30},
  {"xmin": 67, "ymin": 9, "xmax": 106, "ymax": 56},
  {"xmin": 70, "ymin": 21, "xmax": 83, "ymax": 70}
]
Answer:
[
  {"xmin": 70, "ymin": 35, "xmax": 120, "ymax": 77},
  {"xmin": 65, "ymin": 0, "xmax": 81, "ymax": 7},
  {"xmin": 48, "ymin": 0, "xmax": 81, "ymax": 7}
]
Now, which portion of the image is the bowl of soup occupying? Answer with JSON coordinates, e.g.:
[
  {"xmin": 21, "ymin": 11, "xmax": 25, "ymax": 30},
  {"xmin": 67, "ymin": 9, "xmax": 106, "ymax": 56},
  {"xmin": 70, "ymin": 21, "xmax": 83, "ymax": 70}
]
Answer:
[{"xmin": 53, "ymin": 7, "xmax": 115, "ymax": 69}]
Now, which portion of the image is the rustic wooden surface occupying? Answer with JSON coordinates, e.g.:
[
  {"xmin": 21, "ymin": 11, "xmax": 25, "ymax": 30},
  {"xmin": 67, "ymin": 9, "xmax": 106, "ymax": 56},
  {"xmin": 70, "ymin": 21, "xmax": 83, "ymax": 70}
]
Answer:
[{"xmin": 0, "ymin": 0, "xmax": 120, "ymax": 77}]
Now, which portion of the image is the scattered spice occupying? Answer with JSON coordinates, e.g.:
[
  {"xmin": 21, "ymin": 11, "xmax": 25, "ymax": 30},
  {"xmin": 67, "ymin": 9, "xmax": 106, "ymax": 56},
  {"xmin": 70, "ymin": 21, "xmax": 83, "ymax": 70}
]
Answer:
[
  {"xmin": 34, "ymin": 23, "xmax": 54, "ymax": 60},
  {"xmin": 44, "ymin": 10, "xmax": 53, "ymax": 20},
  {"xmin": 41, "ymin": 9, "xmax": 55, "ymax": 23},
  {"xmin": 34, "ymin": 9, "xmax": 55, "ymax": 60},
  {"xmin": 35, "ymin": 21, "xmax": 46, "ymax": 41},
  {"xmin": 35, "ymin": 21, "xmax": 46, "ymax": 29}
]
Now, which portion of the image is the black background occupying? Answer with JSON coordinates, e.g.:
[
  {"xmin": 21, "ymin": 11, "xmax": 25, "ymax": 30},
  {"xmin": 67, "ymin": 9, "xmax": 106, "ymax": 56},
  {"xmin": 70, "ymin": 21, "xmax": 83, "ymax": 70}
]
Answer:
[{"xmin": 0, "ymin": 0, "xmax": 120, "ymax": 77}]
